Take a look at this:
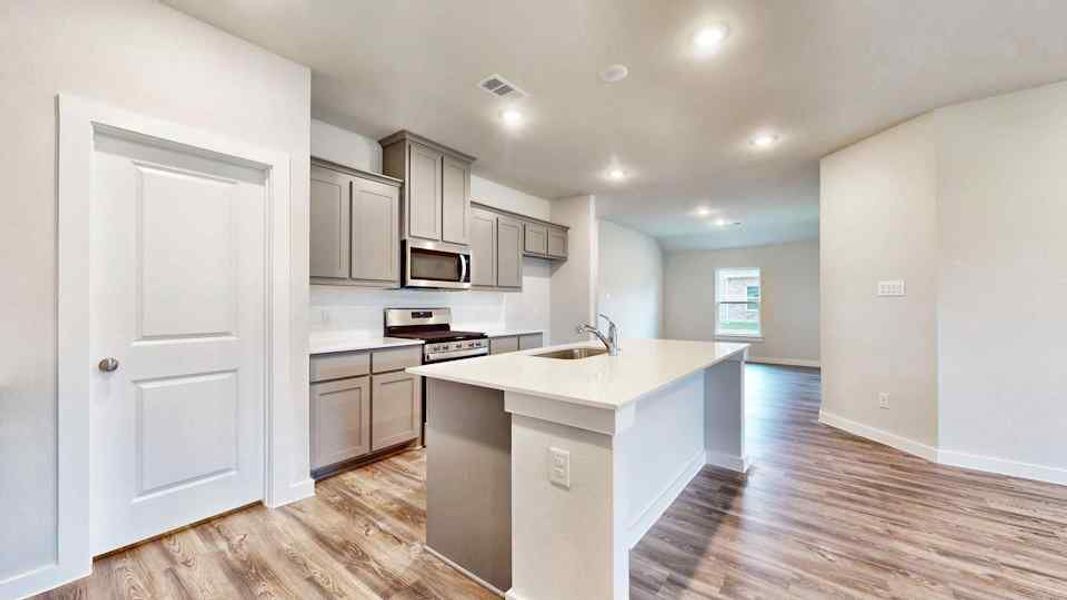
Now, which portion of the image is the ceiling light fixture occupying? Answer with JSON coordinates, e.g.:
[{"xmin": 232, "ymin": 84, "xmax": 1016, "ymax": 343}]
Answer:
[
  {"xmin": 694, "ymin": 206, "xmax": 711, "ymax": 217},
  {"xmin": 712, "ymin": 218, "xmax": 742, "ymax": 228},
  {"xmin": 750, "ymin": 132, "xmax": 779, "ymax": 149},
  {"xmin": 599, "ymin": 64, "xmax": 629, "ymax": 83},
  {"xmin": 606, "ymin": 167, "xmax": 627, "ymax": 181},
  {"xmin": 500, "ymin": 108, "xmax": 524, "ymax": 128},
  {"xmin": 693, "ymin": 24, "xmax": 730, "ymax": 54}
]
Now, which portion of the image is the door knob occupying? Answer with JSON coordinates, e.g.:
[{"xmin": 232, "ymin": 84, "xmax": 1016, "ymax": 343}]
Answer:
[{"xmin": 98, "ymin": 357, "xmax": 120, "ymax": 372}]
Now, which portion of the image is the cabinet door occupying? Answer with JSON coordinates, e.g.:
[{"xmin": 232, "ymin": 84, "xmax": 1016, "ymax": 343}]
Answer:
[
  {"xmin": 524, "ymin": 223, "xmax": 548, "ymax": 255},
  {"xmin": 470, "ymin": 208, "xmax": 497, "ymax": 287},
  {"xmin": 371, "ymin": 371, "xmax": 422, "ymax": 450},
  {"xmin": 518, "ymin": 333, "xmax": 543, "ymax": 350},
  {"xmin": 407, "ymin": 142, "xmax": 442, "ymax": 240},
  {"xmin": 351, "ymin": 177, "xmax": 399, "ymax": 283},
  {"xmin": 496, "ymin": 215, "xmax": 523, "ymax": 289},
  {"xmin": 441, "ymin": 155, "xmax": 471, "ymax": 245},
  {"xmin": 310, "ymin": 376, "xmax": 371, "ymax": 470},
  {"xmin": 309, "ymin": 166, "xmax": 351, "ymax": 279},
  {"xmin": 490, "ymin": 336, "xmax": 519, "ymax": 355},
  {"xmin": 547, "ymin": 226, "xmax": 568, "ymax": 258}
]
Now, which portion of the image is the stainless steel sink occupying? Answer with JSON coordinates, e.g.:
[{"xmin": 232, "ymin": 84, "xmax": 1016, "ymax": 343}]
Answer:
[{"xmin": 532, "ymin": 347, "xmax": 608, "ymax": 360}]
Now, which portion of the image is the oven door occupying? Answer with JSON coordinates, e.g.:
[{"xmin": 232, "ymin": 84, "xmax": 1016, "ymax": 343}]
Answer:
[{"xmin": 404, "ymin": 239, "xmax": 472, "ymax": 289}]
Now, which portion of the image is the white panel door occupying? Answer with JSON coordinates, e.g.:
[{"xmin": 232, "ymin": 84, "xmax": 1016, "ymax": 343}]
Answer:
[{"xmin": 89, "ymin": 131, "xmax": 266, "ymax": 555}]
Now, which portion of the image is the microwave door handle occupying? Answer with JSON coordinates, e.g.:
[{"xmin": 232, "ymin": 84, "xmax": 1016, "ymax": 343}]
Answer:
[{"xmin": 460, "ymin": 254, "xmax": 469, "ymax": 283}]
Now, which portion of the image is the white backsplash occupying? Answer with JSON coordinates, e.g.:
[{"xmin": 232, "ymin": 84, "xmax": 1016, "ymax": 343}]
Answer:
[{"xmin": 310, "ymin": 258, "xmax": 551, "ymax": 337}]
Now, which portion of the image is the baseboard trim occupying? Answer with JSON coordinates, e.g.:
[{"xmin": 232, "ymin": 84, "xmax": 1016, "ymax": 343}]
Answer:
[
  {"xmin": 938, "ymin": 449, "xmax": 1067, "ymax": 487},
  {"xmin": 707, "ymin": 450, "xmax": 750, "ymax": 473},
  {"xmin": 818, "ymin": 410, "xmax": 938, "ymax": 461},
  {"xmin": 627, "ymin": 449, "xmax": 706, "ymax": 549},
  {"xmin": 746, "ymin": 356, "xmax": 821, "ymax": 369},
  {"xmin": 1, "ymin": 562, "xmax": 91, "ymax": 600},
  {"xmin": 423, "ymin": 544, "xmax": 505, "ymax": 598}
]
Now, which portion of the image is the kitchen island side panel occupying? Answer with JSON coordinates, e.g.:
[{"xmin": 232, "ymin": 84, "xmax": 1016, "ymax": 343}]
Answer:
[{"xmin": 424, "ymin": 378, "xmax": 512, "ymax": 592}]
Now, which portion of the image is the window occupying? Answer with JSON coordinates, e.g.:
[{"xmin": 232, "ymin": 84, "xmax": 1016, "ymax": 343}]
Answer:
[{"xmin": 715, "ymin": 268, "xmax": 761, "ymax": 337}]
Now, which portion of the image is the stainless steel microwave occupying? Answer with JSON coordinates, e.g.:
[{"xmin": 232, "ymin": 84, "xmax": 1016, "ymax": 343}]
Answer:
[{"xmin": 403, "ymin": 239, "xmax": 472, "ymax": 290}]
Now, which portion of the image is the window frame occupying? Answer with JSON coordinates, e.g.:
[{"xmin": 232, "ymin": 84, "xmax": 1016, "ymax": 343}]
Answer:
[{"xmin": 714, "ymin": 267, "xmax": 764, "ymax": 340}]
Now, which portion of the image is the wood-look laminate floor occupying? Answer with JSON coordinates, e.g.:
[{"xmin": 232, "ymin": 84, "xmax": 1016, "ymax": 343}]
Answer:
[{"xmin": 38, "ymin": 364, "xmax": 1067, "ymax": 599}]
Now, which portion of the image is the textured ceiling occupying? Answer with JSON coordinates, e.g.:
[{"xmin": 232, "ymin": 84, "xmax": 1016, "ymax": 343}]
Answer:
[{"xmin": 168, "ymin": 0, "xmax": 1067, "ymax": 249}]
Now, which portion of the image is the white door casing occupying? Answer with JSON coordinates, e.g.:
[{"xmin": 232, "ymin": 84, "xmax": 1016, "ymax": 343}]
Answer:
[
  {"xmin": 88, "ymin": 132, "xmax": 267, "ymax": 554},
  {"xmin": 7, "ymin": 94, "xmax": 308, "ymax": 600}
]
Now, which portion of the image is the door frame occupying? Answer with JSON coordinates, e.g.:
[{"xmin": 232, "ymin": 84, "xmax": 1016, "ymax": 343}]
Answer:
[{"xmin": 51, "ymin": 94, "xmax": 298, "ymax": 589}]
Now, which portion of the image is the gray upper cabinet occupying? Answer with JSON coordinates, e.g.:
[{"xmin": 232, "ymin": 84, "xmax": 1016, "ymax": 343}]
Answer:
[
  {"xmin": 380, "ymin": 131, "xmax": 476, "ymax": 244},
  {"xmin": 547, "ymin": 226, "xmax": 568, "ymax": 258},
  {"xmin": 309, "ymin": 159, "xmax": 402, "ymax": 287},
  {"xmin": 524, "ymin": 223, "xmax": 548, "ymax": 256},
  {"xmin": 441, "ymin": 155, "xmax": 471, "ymax": 245},
  {"xmin": 309, "ymin": 166, "xmax": 351, "ymax": 280},
  {"xmin": 351, "ymin": 178, "xmax": 400, "ymax": 282},
  {"xmin": 496, "ymin": 215, "xmax": 523, "ymax": 289},
  {"xmin": 406, "ymin": 142, "xmax": 443, "ymax": 241},
  {"xmin": 470, "ymin": 207, "xmax": 497, "ymax": 287}
]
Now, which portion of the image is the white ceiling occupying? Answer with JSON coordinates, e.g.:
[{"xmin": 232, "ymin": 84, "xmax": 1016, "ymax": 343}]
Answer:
[{"xmin": 168, "ymin": 0, "xmax": 1067, "ymax": 250}]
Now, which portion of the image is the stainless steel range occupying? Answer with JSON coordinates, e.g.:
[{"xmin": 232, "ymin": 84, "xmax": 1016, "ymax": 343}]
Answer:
[{"xmin": 384, "ymin": 307, "xmax": 489, "ymax": 364}]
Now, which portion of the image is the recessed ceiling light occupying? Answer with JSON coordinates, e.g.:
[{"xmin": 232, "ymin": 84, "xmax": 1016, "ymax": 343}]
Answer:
[
  {"xmin": 599, "ymin": 64, "xmax": 629, "ymax": 83},
  {"xmin": 715, "ymin": 218, "xmax": 728, "ymax": 226},
  {"xmin": 606, "ymin": 167, "xmax": 627, "ymax": 181},
  {"xmin": 750, "ymin": 132, "xmax": 779, "ymax": 148},
  {"xmin": 694, "ymin": 206, "xmax": 711, "ymax": 217},
  {"xmin": 500, "ymin": 108, "xmax": 524, "ymax": 128},
  {"xmin": 713, "ymin": 218, "xmax": 742, "ymax": 227},
  {"xmin": 693, "ymin": 24, "xmax": 730, "ymax": 53}
]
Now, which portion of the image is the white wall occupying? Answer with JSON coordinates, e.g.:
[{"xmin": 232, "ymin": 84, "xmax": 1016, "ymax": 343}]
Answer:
[
  {"xmin": 307, "ymin": 120, "xmax": 553, "ymax": 338},
  {"xmin": 664, "ymin": 241, "xmax": 821, "ymax": 366},
  {"xmin": 820, "ymin": 79, "xmax": 1067, "ymax": 484},
  {"xmin": 821, "ymin": 117, "xmax": 940, "ymax": 448},
  {"xmin": 550, "ymin": 195, "xmax": 599, "ymax": 344},
  {"xmin": 0, "ymin": 0, "xmax": 310, "ymax": 593},
  {"xmin": 935, "ymin": 82, "xmax": 1067, "ymax": 480},
  {"xmin": 597, "ymin": 220, "xmax": 663, "ymax": 339}
]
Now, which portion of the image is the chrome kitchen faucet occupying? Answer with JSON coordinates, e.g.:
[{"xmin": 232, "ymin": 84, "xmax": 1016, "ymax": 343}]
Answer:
[{"xmin": 576, "ymin": 313, "xmax": 620, "ymax": 356}]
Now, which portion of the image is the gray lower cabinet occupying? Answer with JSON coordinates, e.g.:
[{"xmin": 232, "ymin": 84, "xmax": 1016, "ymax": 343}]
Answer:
[
  {"xmin": 310, "ymin": 160, "xmax": 402, "ymax": 287},
  {"xmin": 490, "ymin": 336, "xmax": 520, "ymax": 355},
  {"xmin": 523, "ymin": 223, "xmax": 548, "ymax": 256},
  {"xmin": 310, "ymin": 376, "xmax": 371, "ymax": 470},
  {"xmin": 371, "ymin": 371, "xmax": 422, "ymax": 450},
  {"xmin": 518, "ymin": 333, "xmax": 544, "ymax": 350},
  {"xmin": 470, "ymin": 207, "xmax": 497, "ymax": 287}
]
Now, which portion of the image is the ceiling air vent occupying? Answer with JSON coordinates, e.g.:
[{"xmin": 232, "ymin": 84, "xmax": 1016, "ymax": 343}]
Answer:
[{"xmin": 478, "ymin": 74, "xmax": 527, "ymax": 99}]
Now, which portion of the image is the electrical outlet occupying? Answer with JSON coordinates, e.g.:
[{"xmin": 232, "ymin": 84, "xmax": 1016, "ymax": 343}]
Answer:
[
  {"xmin": 547, "ymin": 447, "xmax": 571, "ymax": 489},
  {"xmin": 878, "ymin": 392, "xmax": 890, "ymax": 409}
]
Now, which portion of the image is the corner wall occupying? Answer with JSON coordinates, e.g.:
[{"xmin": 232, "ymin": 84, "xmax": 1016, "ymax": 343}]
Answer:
[
  {"xmin": 550, "ymin": 195, "xmax": 598, "ymax": 344},
  {"xmin": 597, "ymin": 220, "xmax": 663, "ymax": 339},
  {"xmin": 820, "ymin": 79, "xmax": 1067, "ymax": 484}
]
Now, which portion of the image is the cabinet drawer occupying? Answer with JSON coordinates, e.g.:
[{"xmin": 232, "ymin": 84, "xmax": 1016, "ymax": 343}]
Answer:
[
  {"xmin": 518, "ymin": 333, "xmax": 543, "ymax": 350},
  {"xmin": 372, "ymin": 346, "xmax": 422, "ymax": 373},
  {"xmin": 310, "ymin": 352, "xmax": 370, "ymax": 383},
  {"xmin": 490, "ymin": 336, "xmax": 519, "ymax": 355}
]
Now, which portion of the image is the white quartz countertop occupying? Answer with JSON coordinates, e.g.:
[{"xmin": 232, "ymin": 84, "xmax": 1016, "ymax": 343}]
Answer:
[
  {"xmin": 309, "ymin": 330, "xmax": 423, "ymax": 355},
  {"xmin": 408, "ymin": 338, "xmax": 748, "ymax": 410},
  {"xmin": 482, "ymin": 329, "xmax": 545, "ymax": 338}
]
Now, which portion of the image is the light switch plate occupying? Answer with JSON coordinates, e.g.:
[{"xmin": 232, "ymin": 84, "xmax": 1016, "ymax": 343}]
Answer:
[
  {"xmin": 547, "ymin": 447, "xmax": 571, "ymax": 489},
  {"xmin": 877, "ymin": 280, "xmax": 906, "ymax": 297}
]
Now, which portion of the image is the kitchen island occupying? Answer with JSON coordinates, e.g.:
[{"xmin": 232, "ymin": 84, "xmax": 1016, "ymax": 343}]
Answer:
[{"xmin": 408, "ymin": 338, "xmax": 748, "ymax": 600}]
